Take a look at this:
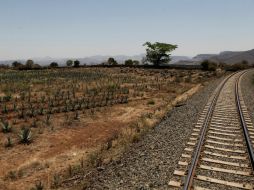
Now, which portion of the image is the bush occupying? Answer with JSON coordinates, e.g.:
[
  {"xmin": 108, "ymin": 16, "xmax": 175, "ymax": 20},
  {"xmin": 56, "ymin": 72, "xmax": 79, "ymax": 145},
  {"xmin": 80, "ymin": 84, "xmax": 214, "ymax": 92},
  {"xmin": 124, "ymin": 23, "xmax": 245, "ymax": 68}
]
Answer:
[
  {"xmin": 30, "ymin": 181, "xmax": 44, "ymax": 190},
  {"xmin": 218, "ymin": 62, "xmax": 226, "ymax": 69},
  {"xmin": 19, "ymin": 127, "xmax": 32, "ymax": 144},
  {"xmin": 225, "ymin": 61, "xmax": 250, "ymax": 71},
  {"xmin": 107, "ymin": 57, "xmax": 118, "ymax": 65},
  {"xmin": 147, "ymin": 100, "xmax": 155, "ymax": 105},
  {"xmin": 124, "ymin": 59, "xmax": 134, "ymax": 66},
  {"xmin": 74, "ymin": 60, "xmax": 80, "ymax": 67},
  {"xmin": 66, "ymin": 60, "xmax": 73, "ymax": 67},
  {"xmin": 1, "ymin": 121, "xmax": 12, "ymax": 133},
  {"xmin": 3, "ymin": 95, "xmax": 12, "ymax": 102},
  {"xmin": 12, "ymin": 61, "xmax": 23, "ymax": 68},
  {"xmin": 49, "ymin": 62, "xmax": 58, "ymax": 68},
  {"xmin": 133, "ymin": 60, "xmax": 140, "ymax": 65},
  {"xmin": 201, "ymin": 60, "xmax": 218, "ymax": 71}
]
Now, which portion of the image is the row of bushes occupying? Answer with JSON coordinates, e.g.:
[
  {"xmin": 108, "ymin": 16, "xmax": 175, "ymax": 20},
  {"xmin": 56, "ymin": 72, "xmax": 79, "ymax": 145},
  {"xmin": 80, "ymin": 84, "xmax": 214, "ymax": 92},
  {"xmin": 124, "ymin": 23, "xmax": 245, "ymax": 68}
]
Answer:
[
  {"xmin": 1, "ymin": 59, "xmax": 253, "ymax": 71},
  {"xmin": 201, "ymin": 60, "xmax": 252, "ymax": 71},
  {"xmin": 11, "ymin": 60, "xmax": 81, "ymax": 70},
  {"xmin": 0, "ymin": 58, "xmax": 142, "ymax": 70}
]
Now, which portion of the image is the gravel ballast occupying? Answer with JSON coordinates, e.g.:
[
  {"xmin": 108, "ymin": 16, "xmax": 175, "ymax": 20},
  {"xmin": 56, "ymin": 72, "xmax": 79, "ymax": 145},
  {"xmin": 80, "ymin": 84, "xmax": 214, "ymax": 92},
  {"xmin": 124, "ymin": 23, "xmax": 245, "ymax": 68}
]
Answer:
[
  {"xmin": 87, "ymin": 78, "xmax": 224, "ymax": 190},
  {"xmin": 241, "ymin": 70, "xmax": 254, "ymax": 124}
]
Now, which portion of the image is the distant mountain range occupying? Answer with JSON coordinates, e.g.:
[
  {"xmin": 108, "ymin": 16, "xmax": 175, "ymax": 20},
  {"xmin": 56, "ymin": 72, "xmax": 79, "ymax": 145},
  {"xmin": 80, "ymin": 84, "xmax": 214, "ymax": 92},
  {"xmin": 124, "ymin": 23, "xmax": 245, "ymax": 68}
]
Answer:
[
  {"xmin": 0, "ymin": 49, "xmax": 254, "ymax": 66},
  {"xmin": 193, "ymin": 49, "xmax": 254, "ymax": 65}
]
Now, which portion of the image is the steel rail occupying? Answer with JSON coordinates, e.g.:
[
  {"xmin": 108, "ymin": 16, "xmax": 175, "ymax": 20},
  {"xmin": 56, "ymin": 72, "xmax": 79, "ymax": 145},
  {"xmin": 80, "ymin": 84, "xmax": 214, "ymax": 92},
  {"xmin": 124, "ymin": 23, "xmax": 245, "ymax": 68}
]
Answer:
[
  {"xmin": 183, "ymin": 73, "xmax": 235, "ymax": 190},
  {"xmin": 236, "ymin": 71, "xmax": 254, "ymax": 171}
]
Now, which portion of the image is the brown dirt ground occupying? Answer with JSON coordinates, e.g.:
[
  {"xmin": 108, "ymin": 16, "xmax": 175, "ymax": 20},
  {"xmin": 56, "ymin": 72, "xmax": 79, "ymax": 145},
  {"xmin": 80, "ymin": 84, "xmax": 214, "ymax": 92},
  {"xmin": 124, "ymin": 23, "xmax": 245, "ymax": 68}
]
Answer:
[{"xmin": 0, "ymin": 69, "xmax": 219, "ymax": 190}]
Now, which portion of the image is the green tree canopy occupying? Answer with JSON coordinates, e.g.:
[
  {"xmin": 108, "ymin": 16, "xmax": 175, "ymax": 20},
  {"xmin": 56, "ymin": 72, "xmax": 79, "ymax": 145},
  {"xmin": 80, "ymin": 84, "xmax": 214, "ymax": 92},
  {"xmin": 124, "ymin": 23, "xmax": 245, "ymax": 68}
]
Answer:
[
  {"xmin": 50, "ymin": 62, "xmax": 58, "ymax": 68},
  {"xmin": 66, "ymin": 60, "xmax": 73, "ymax": 67},
  {"xmin": 143, "ymin": 42, "xmax": 178, "ymax": 66},
  {"xmin": 12, "ymin": 61, "xmax": 23, "ymax": 68},
  {"xmin": 74, "ymin": 60, "xmax": 80, "ymax": 67},
  {"xmin": 124, "ymin": 59, "xmax": 134, "ymax": 66},
  {"xmin": 25, "ymin": 59, "xmax": 34, "ymax": 69},
  {"xmin": 107, "ymin": 57, "xmax": 118, "ymax": 65},
  {"xmin": 133, "ymin": 60, "xmax": 140, "ymax": 66}
]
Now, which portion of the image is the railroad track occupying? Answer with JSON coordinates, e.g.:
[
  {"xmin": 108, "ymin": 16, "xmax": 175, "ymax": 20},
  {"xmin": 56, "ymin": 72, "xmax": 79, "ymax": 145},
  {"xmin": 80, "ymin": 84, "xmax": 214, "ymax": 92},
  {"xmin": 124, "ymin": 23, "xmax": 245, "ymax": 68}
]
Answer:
[{"xmin": 169, "ymin": 71, "xmax": 254, "ymax": 189}]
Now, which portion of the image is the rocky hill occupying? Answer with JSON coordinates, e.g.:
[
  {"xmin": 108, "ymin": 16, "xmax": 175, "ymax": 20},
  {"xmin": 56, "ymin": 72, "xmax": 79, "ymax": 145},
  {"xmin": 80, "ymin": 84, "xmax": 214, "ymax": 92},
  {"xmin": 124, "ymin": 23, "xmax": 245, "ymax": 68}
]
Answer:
[{"xmin": 194, "ymin": 49, "xmax": 254, "ymax": 65}]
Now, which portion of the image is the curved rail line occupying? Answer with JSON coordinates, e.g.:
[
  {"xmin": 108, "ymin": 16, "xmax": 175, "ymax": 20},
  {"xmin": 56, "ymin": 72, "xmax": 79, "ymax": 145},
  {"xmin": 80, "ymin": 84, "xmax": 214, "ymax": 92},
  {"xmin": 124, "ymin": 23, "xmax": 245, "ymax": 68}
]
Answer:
[
  {"xmin": 236, "ymin": 72, "xmax": 254, "ymax": 171},
  {"xmin": 182, "ymin": 73, "xmax": 234, "ymax": 190},
  {"xmin": 169, "ymin": 70, "xmax": 254, "ymax": 190}
]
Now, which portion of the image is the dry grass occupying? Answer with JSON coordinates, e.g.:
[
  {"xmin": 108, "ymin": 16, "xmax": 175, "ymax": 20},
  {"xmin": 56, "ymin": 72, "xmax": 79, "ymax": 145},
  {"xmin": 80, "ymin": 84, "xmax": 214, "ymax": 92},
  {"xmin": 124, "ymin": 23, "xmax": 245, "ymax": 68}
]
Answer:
[
  {"xmin": 0, "ymin": 68, "xmax": 218, "ymax": 189},
  {"xmin": 58, "ymin": 82, "xmax": 203, "ymax": 189}
]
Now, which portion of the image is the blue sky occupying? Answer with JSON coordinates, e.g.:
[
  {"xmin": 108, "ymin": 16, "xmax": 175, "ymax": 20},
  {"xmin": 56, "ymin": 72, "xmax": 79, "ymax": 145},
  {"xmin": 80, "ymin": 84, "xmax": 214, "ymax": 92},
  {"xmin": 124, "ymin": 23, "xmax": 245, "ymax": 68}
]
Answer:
[{"xmin": 0, "ymin": 0, "xmax": 253, "ymax": 59}]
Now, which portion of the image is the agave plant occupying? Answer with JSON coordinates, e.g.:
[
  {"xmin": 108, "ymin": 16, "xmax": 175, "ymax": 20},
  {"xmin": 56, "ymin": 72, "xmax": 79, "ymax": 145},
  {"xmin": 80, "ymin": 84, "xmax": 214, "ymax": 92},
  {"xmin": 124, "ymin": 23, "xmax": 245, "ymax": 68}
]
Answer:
[
  {"xmin": 31, "ymin": 181, "xmax": 44, "ymax": 190},
  {"xmin": 74, "ymin": 111, "xmax": 79, "ymax": 120},
  {"xmin": 39, "ymin": 107, "xmax": 44, "ymax": 115},
  {"xmin": 18, "ymin": 109, "xmax": 25, "ymax": 119},
  {"xmin": 19, "ymin": 127, "xmax": 32, "ymax": 144},
  {"xmin": 13, "ymin": 103, "xmax": 17, "ymax": 111},
  {"xmin": 1, "ymin": 121, "xmax": 12, "ymax": 133},
  {"xmin": 45, "ymin": 115, "xmax": 51, "ymax": 125},
  {"xmin": 2, "ymin": 104, "xmax": 8, "ymax": 114},
  {"xmin": 3, "ymin": 94, "xmax": 12, "ymax": 102}
]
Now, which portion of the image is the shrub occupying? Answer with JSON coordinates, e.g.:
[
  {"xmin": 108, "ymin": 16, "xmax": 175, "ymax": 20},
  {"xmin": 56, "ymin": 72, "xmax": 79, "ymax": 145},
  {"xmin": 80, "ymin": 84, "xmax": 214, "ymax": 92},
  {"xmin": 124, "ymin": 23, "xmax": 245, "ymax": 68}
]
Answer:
[
  {"xmin": 201, "ymin": 60, "xmax": 218, "ymax": 71},
  {"xmin": 18, "ymin": 110, "xmax": 25, "ymax": 119},
  {"xmin": 45, "ymin": 115, "xmax": 51, "ymax": 125},
  {"xmin": 19, "ymin": 127, "xmax": 32, "ymax": 144},
  {"xmin": 12, "ymin": 61, "xmax": 23, "ymax": 68},
  {"xmin": 51, "ymin": 174, "xmax": 61, "ymax": 188},
  {"xmin": 107, "ymin": 57, "xmax": 118, "ymax": 65},
  {"xmin": 30, "ymin": 181, "xmax": 44, "ymax": 190},
  {"xmin": 124, "ymin": 59, "xmax": 134, "ymax": 66},
  {"xmin": 2, "ymin": 104, "xmax": 8, "ymax": 114},
  {"xmin": 66, "ymin": 60, "xmax": 73, "ymax": 67},
  {"xmin": 1, "ymin": 121, "xmax": 12, "ymax": 133},
  {"xmin": 74, "ymin": 111, "xmax": 79, "ymax": 120},
  {"xmin": 3, "ymin": 95, "xmax": 12, "ymax": 102},
  {"xmin": 87, "ymin": 150, "xmax": 102, "ymax": 167},
  {"xmin": 218, "ymin": 62, "xmax": 226, "ymax": 69},
  {"xmin": 147, "ymin": 100, "xmax": 155, "ymax": 105},
  {"xmin": 6, "ymin": 171, "xmax": 17, "ymax": 180},
  {"xmin": 225, "ymin": 61, "xmax": 250, "ymax": 71},
  {"xmin": 49, "ymin": 62, "xmax": 58, "ymax": 68},
  {"xmin": 74, "ymin": 60, "xmax": 80, "ymax": 67},
  {"xmin": 133, "ymin": 60, "xmax": 140, "ymax": 65},
  {"xmin": 25, "ymin": 59, "xmax": 34, "ymax": 69}
]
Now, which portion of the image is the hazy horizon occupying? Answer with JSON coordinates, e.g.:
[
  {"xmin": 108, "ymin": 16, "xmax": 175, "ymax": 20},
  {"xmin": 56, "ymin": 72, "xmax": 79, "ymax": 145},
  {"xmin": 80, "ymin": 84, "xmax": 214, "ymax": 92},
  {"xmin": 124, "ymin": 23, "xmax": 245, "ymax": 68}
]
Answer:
[{"xmin": 1, "ymin": 0, "xmax": 254, "ymax": 60}]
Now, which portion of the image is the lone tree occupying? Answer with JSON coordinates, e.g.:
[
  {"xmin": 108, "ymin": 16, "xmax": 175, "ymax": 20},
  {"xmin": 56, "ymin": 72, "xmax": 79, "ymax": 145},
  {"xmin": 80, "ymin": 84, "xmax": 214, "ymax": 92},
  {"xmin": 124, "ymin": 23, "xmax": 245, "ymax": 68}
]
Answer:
[
  {"xmin": 25, "ymin": 59, "xmax": 34, "ymax": 69},
  {"xmin": 124, "ymin": 59, "xmax": 134, "ymax": 66},
  {"xmin": 74, "ymin": 60, "xmax": 80, "ymax": 67},
  {"xmin": 50, "ymin": 62, "xmax": 58, "ymax": 68},
  {"xmin": 143, "ymin": 42, "xmax": 177, "ymax": 66},
  {"xmin": 133, "ymin": 60, "xmax": 140, "ymax": 66},
  {"xmin": 201, "ymin": 60, "xmax": 218, "ymax": 71},
  {"xmin": 107, "ymin": 57, "xmax": 118, "ymax": 65},
  {"xmin": 66, "ymin": 60, "xmax": 73, "ymax": 67},
  {"xmin": 12, "ymin": 61, "xmax": 23, "ymax": 68}
]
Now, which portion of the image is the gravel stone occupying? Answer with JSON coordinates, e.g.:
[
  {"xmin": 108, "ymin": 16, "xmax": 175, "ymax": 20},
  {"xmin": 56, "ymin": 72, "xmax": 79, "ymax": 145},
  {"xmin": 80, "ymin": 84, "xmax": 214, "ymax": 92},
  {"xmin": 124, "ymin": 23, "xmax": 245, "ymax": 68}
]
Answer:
[
  {"xmin": 87, "ymin": 77, "xmax": 224, "ymax": 190},
  {"xmin": 241, "ymin": 70, "xmax": 254, "ymax": 124}
]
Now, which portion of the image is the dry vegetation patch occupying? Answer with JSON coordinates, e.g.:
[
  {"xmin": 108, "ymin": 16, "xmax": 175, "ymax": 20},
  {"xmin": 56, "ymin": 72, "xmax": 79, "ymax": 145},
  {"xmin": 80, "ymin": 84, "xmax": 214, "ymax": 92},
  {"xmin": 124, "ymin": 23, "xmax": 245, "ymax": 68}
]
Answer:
[{"xmin": 0, "ymin": 67, "xmax": 219, "ymax": 189}]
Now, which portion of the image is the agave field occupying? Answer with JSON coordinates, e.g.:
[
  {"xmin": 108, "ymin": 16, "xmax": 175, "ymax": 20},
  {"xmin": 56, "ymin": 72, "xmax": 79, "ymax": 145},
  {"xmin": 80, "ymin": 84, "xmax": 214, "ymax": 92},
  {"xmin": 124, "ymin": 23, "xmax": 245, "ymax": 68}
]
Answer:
[{"xmin": 0, "ymin": 67, "xmax": 217, "ymax": 189}]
